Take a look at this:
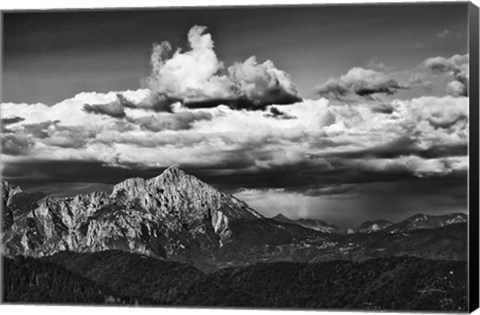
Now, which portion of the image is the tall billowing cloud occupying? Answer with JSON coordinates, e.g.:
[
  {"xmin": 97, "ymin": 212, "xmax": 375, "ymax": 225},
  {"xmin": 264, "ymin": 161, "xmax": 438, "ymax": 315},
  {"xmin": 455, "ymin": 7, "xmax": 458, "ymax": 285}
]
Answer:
[
  {"xmin": 423, "ymin": 54, "xmax": 469, "ymax": 97},
  {"xmin": 314, "ymin": 67, "xmax": 408, "ymax": 101},
  {"xmin": 145, "ymin": 25, "xmax": 301, "ymax": 110}
]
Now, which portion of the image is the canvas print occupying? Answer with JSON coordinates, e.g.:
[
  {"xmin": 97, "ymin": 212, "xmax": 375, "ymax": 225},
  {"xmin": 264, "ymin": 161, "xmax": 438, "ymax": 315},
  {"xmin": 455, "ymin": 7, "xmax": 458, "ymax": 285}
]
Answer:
[{"xmin": 0, "ymin": 2, "xmax": 477, "ymax": 312}]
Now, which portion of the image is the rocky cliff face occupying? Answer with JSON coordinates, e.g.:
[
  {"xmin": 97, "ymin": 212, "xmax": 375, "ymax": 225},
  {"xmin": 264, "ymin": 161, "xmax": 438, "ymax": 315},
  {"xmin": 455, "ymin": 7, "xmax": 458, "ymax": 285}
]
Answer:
[
  {"xmin": 1, "ymin": 166, "xmax": 302, "ymax": 270},
  {"xmin": 1, "ymin": 180, "xmax": 21, "ymax": 230}
]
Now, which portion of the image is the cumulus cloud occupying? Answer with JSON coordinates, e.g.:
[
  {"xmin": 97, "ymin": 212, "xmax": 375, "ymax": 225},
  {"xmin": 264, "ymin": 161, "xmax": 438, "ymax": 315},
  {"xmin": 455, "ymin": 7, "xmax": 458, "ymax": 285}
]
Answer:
[
  {"xmin": 315, "ymin": 67, "xmax": 408, "ymax": 101},
  {"xmin": 145, "ymin": 25, "xmax": 301, "ymax": 110},
  {"xmin": 227, "ymin": 56, "xmax": 302, "ymax": 108},
  {"xmin": 423, "ymin": 54, "xmax": 469, "ymax": 97},
  {"xmin": 1, "ymin": 86, "xmax": 468, "ymax": 188}
]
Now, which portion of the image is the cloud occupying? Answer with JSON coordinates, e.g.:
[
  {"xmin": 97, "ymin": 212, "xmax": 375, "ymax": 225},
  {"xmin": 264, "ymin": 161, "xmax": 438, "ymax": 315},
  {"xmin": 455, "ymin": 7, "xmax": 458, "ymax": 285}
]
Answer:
[
  {"xmin": 423, "ymin": 54, "xmax": 469, "ymax": 96},
  {"xmin": 1, "ymin": 115, "xmax": 25, "ymax": 132},
  {"xmin": 145, "ymin": 25, "xmax": 302, "ymax": 110},
  {"xmin": 370, "ymin": 103, "xmax": 395, "ymax": 114},
  {"xmin": 83, "ymin": 96, "xmax": 127, "ymax": 118},
  {"xmin": 265, "ymin": 106, "xmax": 296, "ymax": 119},
  {"xmin": 314, "ymin": 67, "xmax": 408, "ymax": 101},
  {"xmin": 2, "ymin": 92, "xmax": 467, "ymax": 179},
  {"xmin": 1, "ymin": 116, "xmax": 25, "ymax": 125},
  {"xmin": 1, "ymin": 134, "xmax": 35, "ymax": 156},
  {"xmin": 227, "ymin": 56, "xmax": 302, "ymax": 108},
  {"xmin": 126, "ymin": 110, "xmax": 213, "ymax": 132},
  {"xmin": 437, "ymin": 29, "xmax": 452, "ymax": 38}
]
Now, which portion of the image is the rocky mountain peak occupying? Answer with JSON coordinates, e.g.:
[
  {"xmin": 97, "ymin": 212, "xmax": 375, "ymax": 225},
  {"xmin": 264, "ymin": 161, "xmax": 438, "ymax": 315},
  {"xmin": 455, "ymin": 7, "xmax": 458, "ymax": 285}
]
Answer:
[
  {"xmin": 147, "ymin": 165, "xmax": 195, "ymax": 189},
  {"xmin": 1, "ymin": 165, "xmax": 273, "ymax": 267},
  {"xmin": 1, "ymin": 179, "xmax": 22, "ymax": 203},
  {"xmin": 111, "ymin": 177, "xmax": 147, "ymax": 200}
]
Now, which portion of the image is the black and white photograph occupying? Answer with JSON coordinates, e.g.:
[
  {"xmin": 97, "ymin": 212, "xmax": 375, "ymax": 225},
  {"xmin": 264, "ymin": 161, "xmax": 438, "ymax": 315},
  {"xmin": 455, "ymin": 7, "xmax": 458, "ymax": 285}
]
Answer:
[{"xmin": 0, "ymin": 1, "xmax": 479, "ymax": 312}]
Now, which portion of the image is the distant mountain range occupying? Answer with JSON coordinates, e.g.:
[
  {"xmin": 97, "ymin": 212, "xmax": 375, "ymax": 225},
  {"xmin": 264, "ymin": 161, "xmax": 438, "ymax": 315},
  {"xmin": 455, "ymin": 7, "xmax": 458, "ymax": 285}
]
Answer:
[
  {"xmin": 1, "ymin": 166, "xmax": 469, "ymax": 309},
  {"xmin": 271, "ymin": 211, "xmax": 467, "ymax": 235}
]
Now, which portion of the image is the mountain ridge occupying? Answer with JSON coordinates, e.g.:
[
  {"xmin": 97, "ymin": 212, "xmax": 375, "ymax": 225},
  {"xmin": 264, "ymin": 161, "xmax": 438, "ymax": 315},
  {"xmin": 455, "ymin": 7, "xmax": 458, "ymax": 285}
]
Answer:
[
  {"xmin": 1, "ymin": 166, "xmax": 468, "ymax": 272},
  {"xmin": 1, "ymin": 166, "xmax": 324, "ymax": 271}
]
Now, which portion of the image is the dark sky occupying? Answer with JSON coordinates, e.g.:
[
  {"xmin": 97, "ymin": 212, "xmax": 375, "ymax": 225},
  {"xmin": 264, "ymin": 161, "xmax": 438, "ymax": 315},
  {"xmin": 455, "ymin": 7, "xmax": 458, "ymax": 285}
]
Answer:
[
  {"xmin": 0, "ymin": 3, "xmax": 470, "ymax": 228},
  {"xmin": 2, "ymin": 3, "xmax": 468, "ymax": 104}
]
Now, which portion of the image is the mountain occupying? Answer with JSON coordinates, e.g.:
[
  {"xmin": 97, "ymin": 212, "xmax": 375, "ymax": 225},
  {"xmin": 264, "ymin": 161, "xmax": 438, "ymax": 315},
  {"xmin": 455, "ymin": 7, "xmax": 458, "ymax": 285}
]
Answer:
[
  {"xmin": 1, "ymin": 166, "xmax": 326, "ymax": 272},
  {"xmin": 272, "ymin": 214, "xmax": 341, "ymax": 234},
  {"xmin": 384, "ymin": 213, "xmax": 467, "ymax": 233},
  {"xmin": 1, "ymin": 166, "xmax": 469, "ymax": 310},
  {"xmin": 1, "ymin": 167, "xmax": 468, "ymax": 272},
  {"xmin": 357, "ymin": 219, "xmax": 393, "ymax": 234},
  {"xmin": 356, "ymin": 213, "xmax": 467, "ymax": 234}
]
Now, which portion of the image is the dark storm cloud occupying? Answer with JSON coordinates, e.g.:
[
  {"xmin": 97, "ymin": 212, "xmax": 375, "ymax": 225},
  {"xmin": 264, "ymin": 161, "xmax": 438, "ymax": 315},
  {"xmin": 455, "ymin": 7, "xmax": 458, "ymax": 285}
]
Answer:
[
  {"xmin": 83, "ymin": 97, "xmax": 127, "ymax": 118},
  {"xmin": 2, "ymin": 157, "xmax": 465, "ymax": 200},
  {"xmin": 315, "ymin": 67, "xmax": 408, "ymax": 101},
  {"xmin": 184, "ymin": 94, "xmax": 302, "ymax": 111},
  {"xmin": 1, "ymin": 116, "xmax": 25, "ymax": 133},
  {"xmin": 1, "ymin": 116, "xmax": 25, "ymax": 125},
  {"xmin": 139, "ymin": 93, "xmax": 180, "ymax": 112},
  {"xmin": 191, "ymin": 158, "xmax": 467, "ymax": 200},
  {"xmin": 2, "ymin": 160, "xmax": 163, "ymax": 187},
  {"xmin": 371, "ymin": 103, "xmax": 395, "ymax": 114},
  {"xmin": 264, "ymin": 106, "xmax": 296, "ymax": 119}
]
